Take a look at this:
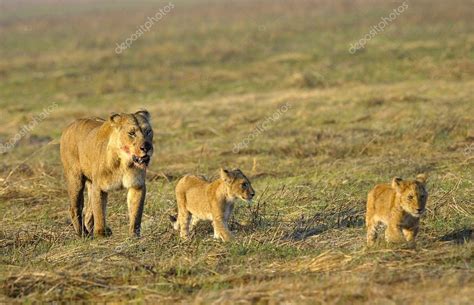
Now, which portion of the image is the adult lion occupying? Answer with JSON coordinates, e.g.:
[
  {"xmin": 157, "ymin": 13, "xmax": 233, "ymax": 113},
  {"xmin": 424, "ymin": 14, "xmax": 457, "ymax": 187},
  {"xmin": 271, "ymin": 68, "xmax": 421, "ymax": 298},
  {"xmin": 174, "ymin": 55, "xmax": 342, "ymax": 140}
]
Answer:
[{"xmin": 60, "ymin": 110, "xmax": 154, "ymax": 238}]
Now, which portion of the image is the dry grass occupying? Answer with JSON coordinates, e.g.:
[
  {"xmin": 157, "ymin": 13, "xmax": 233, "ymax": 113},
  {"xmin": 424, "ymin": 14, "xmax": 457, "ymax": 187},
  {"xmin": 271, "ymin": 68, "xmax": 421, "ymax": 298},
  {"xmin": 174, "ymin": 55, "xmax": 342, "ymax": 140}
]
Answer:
[{"xmin": 1, "ymin": 81, "xmax": 472, "ymax": 303}]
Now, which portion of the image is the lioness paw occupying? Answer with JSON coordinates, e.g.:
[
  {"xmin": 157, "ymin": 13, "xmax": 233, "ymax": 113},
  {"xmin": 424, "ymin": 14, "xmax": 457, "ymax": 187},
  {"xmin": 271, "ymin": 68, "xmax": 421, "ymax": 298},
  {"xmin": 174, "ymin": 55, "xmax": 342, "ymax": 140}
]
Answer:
[{"xmin": 95, "ymin": 227, "xmax": 113, "ymax": 238}]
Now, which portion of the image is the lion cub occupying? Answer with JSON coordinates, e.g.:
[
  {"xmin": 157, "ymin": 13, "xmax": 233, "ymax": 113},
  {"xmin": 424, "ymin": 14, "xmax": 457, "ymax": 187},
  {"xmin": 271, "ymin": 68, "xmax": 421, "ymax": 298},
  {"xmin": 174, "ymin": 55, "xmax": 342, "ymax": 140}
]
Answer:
[
  {"xmin": 172, "ymin": 168, "xmax": 255, "ymax": 242},
  {"xmin": 366, "ymin": 174, "xmax": 428, "ymax": 247}
]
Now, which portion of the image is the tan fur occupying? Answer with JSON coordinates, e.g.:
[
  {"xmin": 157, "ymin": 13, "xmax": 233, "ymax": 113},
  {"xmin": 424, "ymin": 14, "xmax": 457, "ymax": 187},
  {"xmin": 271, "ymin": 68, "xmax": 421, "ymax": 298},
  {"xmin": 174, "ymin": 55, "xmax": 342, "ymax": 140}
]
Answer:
[
  {"xmin": 366, "ymin": 174, "xmax": 428, "ymax": 247},
  {"xmin": 60, "ymin": 110, "xmax": 154, "ymax": 238},
  {"xmin": 172, "ymin": 168, "xmax": 255, "ymax": 242}
]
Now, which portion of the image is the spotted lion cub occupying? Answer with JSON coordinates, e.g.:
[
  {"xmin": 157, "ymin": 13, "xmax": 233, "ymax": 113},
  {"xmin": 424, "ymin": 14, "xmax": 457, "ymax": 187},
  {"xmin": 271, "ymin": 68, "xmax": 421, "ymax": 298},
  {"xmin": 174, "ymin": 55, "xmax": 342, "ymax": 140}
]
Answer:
[
  {"xmin": 171, "ymin": 168, "xmax": 255, "ymax": 242},
  {"xmin": 366, "ymin": 174, "xmax": 428, "ymax": 247}
]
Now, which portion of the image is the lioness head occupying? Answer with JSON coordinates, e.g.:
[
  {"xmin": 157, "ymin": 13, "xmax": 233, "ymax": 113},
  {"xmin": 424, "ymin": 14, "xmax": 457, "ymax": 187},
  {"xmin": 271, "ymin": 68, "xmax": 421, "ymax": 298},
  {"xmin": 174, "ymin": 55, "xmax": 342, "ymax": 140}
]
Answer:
[
  {"xmin": 109, "ymin": 110, "xmax": 154, "ymax": 169},
  {"xmin": 392, "ymin": 174, "xmax": 428, "ymax": 217},
  {"xmin": 220, "ymin": 168, "xmax": 255, "ymax": 202}
]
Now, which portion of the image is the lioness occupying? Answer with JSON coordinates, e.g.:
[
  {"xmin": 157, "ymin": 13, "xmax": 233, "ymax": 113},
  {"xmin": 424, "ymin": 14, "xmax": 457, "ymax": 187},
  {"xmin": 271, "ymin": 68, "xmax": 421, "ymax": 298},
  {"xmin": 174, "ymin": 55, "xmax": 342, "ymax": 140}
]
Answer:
[
  {"xmin": 171, "ymin": 168, "xmax": 255, "ymax": 242},
  {"xmin": 366, "ymin": 174, "xmax": 428, "ymax": 247},
  {"xmin": 60, "ymin": 110, "xmax": 154, "ymax": 238}
]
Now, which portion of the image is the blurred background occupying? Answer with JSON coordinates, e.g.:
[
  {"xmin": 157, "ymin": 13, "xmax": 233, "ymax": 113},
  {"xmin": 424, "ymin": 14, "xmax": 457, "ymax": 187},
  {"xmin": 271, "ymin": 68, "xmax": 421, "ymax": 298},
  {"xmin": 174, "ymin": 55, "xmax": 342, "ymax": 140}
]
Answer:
[{"xmin": 1, "ymin": 0, "xmax": 472, "ymax": 105}]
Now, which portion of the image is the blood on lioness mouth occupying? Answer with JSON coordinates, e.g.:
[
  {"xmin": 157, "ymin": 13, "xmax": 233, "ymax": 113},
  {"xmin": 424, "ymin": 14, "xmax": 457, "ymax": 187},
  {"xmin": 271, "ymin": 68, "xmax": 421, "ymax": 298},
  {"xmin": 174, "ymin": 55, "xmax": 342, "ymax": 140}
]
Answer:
[{"xmin": 132, "ymin": 155, "xmax": 150, "ymax": 166}]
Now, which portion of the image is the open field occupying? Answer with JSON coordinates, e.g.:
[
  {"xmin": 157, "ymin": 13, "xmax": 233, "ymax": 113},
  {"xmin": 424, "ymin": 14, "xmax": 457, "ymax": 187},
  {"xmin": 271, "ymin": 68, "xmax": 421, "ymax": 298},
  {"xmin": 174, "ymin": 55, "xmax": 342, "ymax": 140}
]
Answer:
[{"xmin": 1, "ymin": 0, "xmax": 473, "ymax": 303}]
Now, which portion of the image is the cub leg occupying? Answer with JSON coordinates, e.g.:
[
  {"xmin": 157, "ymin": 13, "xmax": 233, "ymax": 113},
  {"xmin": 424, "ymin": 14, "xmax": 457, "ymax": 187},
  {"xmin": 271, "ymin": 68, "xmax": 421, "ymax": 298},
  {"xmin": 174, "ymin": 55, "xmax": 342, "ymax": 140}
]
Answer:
[
  {"xmin": 127, "ymin": 186, "xmax": 146, "ymax": 237},
  {"xmin": 175, "ymin": 187, "xmax": 190, "ymax": 239},
  {"xmin": 65, "ymin": 173, "xmax": 86, "ymax": 237},
  {"xmin": 385, "ymin": 223, "xmax": 404, "ymax": 244},
  {"xmin": 171, "ymin": 215, "xmax": 180, "ymax": 231},
  {"xmin": 402, "ymin": 227, "xmax": 418, "ymax": 247},
  {"xmin": 90, "ymin": 184, "xmax": 110, "ymax": 237},
  {"xmin": 366, "ymin": 218, "xmax": 378, "ymax": 247},
  {"xmin": 178, "ymin": 211, "xmax": 191, "ymax": 239},
  {"xmin": 213, "ymin": 218, "xmax": 232, "ymax": 242},
  {"xmin": 365, "ymin": 191, "xmax": 377, "ymax": 247},
  {"xmin": 212, "ymin": 204, "xmax": 232, "ymax": 242},
  {"xmin": 223, "ymin": 203, "xmax": 234, "ymax": 231},
  {"xmin": 189, "ymin": 216, "xmax": 200, "ymax": 232}
]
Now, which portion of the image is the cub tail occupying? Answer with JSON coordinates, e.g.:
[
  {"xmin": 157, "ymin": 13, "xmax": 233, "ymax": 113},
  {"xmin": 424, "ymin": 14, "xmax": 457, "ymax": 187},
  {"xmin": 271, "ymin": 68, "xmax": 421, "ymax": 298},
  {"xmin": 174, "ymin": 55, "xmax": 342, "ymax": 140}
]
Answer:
[{"xmin": 169, "ymin": 214, "xmax": 179, "ymax": 230}]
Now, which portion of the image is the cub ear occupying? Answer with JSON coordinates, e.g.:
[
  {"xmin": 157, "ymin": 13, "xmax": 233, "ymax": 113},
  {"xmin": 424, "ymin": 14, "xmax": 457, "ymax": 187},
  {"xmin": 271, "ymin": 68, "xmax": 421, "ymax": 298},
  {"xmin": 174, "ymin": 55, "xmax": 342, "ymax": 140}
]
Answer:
[
  {"xmin": 135, "ymin": 110, "xmax": 151, "ymax": 121},
  {"xmin": 416, "ymin": 174, "xmax": 428, "ymax": 184},
  {"xmin": 391, "ymin": 177, "xmax": 403, "ymax": 192},
  {"xmin": 109, "ymin": 113, "xmax": 122, "ymax": 126},
  {"xmin": 220, "ymin": 168, "xmax": 233, "ymax": 183}
]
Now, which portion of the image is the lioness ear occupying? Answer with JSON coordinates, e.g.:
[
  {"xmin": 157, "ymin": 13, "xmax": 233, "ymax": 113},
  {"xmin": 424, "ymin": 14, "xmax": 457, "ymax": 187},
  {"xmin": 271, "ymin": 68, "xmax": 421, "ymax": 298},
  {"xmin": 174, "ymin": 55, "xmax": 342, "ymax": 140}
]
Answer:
[
  {"xmin": 135, "ymin": 110, "xmax": 150, "ymax": 121},
  {"xmin": 416, "ymin": 174, "xmax": 428, "ymax": 184},
  {"xmin": 109, "ymin": 113, "xmax": 122, "ymax": 126},
  {"xmin": 220, "ymin": 168, "xmax": 233, "ymax": 183},
  {"xmin": 392, "ymin": 177, "xmax": 403, "ymax": 192}
]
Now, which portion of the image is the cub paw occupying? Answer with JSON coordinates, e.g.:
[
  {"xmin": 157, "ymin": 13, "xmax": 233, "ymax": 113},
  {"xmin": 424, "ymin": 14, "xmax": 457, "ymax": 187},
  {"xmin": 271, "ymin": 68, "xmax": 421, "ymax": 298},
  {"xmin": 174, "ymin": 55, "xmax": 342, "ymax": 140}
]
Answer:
[{"xmin": 216, "ymin": 233, "xmax": 233, "ymax": 242}]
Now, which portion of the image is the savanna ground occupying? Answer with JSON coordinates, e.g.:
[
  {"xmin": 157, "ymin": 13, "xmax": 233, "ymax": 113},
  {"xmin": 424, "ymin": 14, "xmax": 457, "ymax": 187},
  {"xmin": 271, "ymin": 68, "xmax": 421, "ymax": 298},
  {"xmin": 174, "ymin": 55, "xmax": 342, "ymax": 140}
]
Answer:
[{"xmin": 0, "ymin": 0, "xmax": 473, "ymax": 303}]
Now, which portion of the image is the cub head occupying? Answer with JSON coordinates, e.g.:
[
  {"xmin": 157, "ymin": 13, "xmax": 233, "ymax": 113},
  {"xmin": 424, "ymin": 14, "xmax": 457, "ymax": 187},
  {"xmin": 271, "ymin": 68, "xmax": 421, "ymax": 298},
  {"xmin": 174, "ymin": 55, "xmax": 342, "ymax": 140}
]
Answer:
[
  {"xmin": 220, "ymin": 168, "xmax": 255, "ymax": 202},
  {"xmin": 109, "ymin": 110, "xmax": 154, "ymax": 169},
  {"xmin": 392, "ymin": 174, "xmax": 428, "ymax": 217}
]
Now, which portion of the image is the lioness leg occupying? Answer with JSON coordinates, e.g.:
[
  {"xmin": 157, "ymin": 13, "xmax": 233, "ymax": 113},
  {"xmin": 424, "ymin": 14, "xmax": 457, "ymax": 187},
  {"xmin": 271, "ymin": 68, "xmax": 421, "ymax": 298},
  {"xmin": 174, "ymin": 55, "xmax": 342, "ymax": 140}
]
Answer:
[
  {"xmin": 90, "ymin": 184, "xmax": 110, "ymax": 237},
  {"xmin": 66, "ymin": 173, "xmax": 86, "ymax": 237},
  {"xmin": 84, "ymin": 181, "xmax": 94, "ymax": 235},
  {"xmin": 127, "ymin": 186, "xmax": 146, "ymax": 237},
  {"xmin": 85, "ymin": 181, "xmax": 113, "ymax": 236}
]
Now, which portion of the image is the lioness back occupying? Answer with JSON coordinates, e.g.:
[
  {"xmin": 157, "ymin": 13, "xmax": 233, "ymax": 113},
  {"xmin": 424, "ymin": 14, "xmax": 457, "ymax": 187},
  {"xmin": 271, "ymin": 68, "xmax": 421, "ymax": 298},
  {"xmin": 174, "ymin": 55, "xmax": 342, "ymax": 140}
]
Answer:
[{"xmin": 60, "ymin": 118, "xmax": 107, "ymax": 180}]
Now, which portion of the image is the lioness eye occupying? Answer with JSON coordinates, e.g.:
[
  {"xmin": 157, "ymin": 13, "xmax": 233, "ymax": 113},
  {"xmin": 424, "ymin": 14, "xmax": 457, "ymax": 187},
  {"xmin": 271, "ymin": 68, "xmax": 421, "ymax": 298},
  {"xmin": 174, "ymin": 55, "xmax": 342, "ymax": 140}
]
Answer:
[
  {"xmin": 128, "ymin": 131, "xmax": 136, "ymax": 137},
  {"xmin": 242, "ymin": 182, "xmax": 248, "ymax": 188},
  {"xmin": 408, "ymin": 195, "xmax": 414, "ymax": 200}
]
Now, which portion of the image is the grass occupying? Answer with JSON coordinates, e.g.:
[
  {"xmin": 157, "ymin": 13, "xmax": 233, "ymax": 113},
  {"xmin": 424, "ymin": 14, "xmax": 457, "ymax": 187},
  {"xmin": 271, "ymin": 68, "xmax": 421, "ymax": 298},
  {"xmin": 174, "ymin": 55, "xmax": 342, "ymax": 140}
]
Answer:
[{"xmin": 0, "ymin": 0, "xmax": 473, "ymax": 303}]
